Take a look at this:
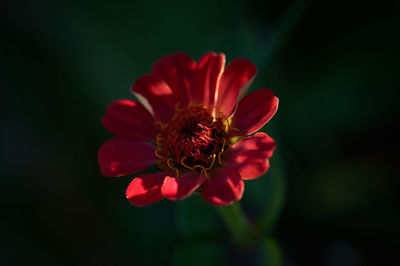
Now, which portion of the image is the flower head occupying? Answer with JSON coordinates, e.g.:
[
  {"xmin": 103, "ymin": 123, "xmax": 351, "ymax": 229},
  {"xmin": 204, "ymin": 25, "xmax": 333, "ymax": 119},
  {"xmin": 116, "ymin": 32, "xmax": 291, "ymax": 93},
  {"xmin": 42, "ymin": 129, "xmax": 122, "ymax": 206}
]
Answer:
[{"xmin": 98, "ymin": 52, "xmax": 278, "ymax": 206}]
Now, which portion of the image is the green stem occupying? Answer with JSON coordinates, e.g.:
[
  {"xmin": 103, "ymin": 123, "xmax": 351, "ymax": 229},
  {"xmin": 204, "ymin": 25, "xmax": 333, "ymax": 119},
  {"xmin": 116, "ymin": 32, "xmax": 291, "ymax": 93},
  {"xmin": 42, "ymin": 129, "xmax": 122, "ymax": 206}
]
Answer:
[
  {"xmin": 256, "ymin": 143, "xmax": 286, "ymax": 234},
  {"xmin": 216, "ymin": 201, "xmax": 251, "ymax": 246},
  {"xmin": 261, "ymin": 237, "xmax": 283, "ymax": 266}
]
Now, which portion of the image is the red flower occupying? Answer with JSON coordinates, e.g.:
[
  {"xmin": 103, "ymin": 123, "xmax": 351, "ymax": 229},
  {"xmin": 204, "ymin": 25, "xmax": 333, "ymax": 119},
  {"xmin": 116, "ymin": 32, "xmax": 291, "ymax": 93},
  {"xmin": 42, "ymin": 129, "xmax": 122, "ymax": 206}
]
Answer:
[{"xmin": 98, "ymin": 52, "xmax": 278, "ymax": 206}]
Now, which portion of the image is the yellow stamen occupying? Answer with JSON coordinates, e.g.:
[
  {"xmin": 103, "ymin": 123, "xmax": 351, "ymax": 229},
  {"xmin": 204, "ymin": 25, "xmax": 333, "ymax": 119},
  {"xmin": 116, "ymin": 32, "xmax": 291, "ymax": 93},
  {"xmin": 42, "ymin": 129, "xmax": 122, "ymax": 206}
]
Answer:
[
  {"xmin": 154, "ymin": 149, "xmax": 165, "ymax": 159},
  {"xmin": 180, "ymin": 157, "xmax": 194, "ymax": 170},
  {"xmin": 224, "ymin": 116, "xmax": 231, "ymax": 132},
  {"xmin": 154, "ymin": 102, "xmax": 232, "ymax": 179},
  {"xmin": 167, "ymin": 159, "xmax": 179, "ymax": 177},
  {"xmin": 175, "ymin": 102, "xmax": 184, "ymax": 112},
  {"xmin": 203, "ymin": 171, "xmax": 210, "ymax": 179},
  {"xmin": 154, "ymin": 121, "xmax": 165, "ymax": 130},
  {"xmin": 217, "ymin": 139, "xmax": 226, "ymax": 164},
  {"xmin": 156, "ymin": 133, "xmax": 163, "ymax": 147},
  {"xmin": 218, "ymin": 152, "xmax": 223, "ymax": 165},
  {"xmin": 192, "ymin": 165, "xmax": 208, "ymax": 179},
  {"xmin": 171, "ymin": 112, "xmax": 180, "ymax": 121},
  {"xmin": 221, "ymin": 138, "xmax": 226, "ymax": 152},
  {"xmin": 205, "ymin": 154, "xmax": 217, "ymax": 172}
]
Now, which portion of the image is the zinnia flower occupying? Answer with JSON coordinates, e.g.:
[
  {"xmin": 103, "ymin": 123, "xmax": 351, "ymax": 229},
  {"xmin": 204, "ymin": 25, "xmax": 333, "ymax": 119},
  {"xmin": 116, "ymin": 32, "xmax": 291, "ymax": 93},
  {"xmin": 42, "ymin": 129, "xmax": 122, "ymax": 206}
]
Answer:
[{"xmin": 98, "ymin": 52, "xmax": 278, "ymax": 206}]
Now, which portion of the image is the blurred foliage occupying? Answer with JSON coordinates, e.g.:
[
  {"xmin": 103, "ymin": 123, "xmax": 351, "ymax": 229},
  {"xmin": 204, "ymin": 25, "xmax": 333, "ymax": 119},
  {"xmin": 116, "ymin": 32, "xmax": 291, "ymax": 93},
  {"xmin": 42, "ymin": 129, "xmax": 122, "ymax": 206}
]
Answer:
[{"xmin": 1, "ymin": 0, "xmax": 399, "ymax": 265}]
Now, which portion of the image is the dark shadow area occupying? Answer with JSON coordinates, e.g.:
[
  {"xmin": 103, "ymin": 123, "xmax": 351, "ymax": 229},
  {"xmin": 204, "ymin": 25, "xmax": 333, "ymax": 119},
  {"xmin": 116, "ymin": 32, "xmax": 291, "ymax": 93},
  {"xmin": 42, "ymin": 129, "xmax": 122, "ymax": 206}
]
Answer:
[{"xmin": 1, "ymin": 0, "xmax": 399, "ymax": 265}]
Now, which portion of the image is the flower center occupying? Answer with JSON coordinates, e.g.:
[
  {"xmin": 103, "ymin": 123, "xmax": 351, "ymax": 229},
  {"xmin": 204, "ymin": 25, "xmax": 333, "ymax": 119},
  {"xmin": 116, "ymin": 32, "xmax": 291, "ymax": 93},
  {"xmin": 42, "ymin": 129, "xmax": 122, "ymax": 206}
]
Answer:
[{"xmin": 155, "ymin": 104, "xmax": 230, "ymax": 177}]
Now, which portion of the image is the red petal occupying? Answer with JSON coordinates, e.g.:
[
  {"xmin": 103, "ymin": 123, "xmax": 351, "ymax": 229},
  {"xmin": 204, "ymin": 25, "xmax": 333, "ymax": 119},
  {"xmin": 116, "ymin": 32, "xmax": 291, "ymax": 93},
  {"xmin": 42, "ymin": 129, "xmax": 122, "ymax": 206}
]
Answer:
[
  {"xmin": 101, "ymin": 99, "xmax": 158, "ymax": 142},
  {"xmin": 98, "ymin": 138, "xmax": 158, "ymax": 177},
  {"xmin": 130, "ymin": 75, "xmax": 176, "ymax": 123},
  {"xmin": 192, "ymin": 52, "xmax": 225, "ymax": 107},
  {"xmin": 201, "ymin": 168, "xmax": 244, "ymax": 206},
  {"xmin": 161, "ymin": 172, "xmax": 206, "ymax": 201},
  {"xmin": 231, "ymin": 89, "xmax": 279, "ymax": 136},
  {"xmin": 215, "ymin": 58, "xmax": 257, "ymax": 117},
  {"xmin": 126, "ymin": 172, "xmax": 173, "ymax": 206},
  {"xmin": 152, "ymin": 52, "xmax": 196, "ymax": 108},
  {"xmin": 224, "ymin": 133, "xmax": 276, "ymax": 180}
]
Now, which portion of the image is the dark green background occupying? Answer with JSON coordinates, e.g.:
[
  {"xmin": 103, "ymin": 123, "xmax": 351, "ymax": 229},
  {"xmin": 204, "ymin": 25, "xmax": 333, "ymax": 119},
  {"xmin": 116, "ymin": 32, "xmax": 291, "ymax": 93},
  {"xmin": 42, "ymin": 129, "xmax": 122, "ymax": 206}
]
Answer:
[{"xmin": 1, "ymin": 0, "xmax": 399, "ymax": 265}]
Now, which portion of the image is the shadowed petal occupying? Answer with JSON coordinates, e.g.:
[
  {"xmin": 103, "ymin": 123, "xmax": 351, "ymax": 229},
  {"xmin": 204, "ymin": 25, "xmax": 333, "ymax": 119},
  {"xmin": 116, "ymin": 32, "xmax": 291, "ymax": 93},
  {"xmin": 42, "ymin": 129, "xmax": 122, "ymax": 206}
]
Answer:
[
  {"xmin": 101, "ymin": 99, "xmax": 158, "ymax": 142},
  {"xmin": 126, "ymin": 172, "xmax": 174, "ymax": 206},
  {"xmin": 201, "ymin": 168, "xmax": 244, "ymax": 206},
  {"xmin": 215, "ymin": 58, "xmax": 257, "ymax": 117},
  {"xmin": 161, "ymin": 172, "xmax": 206, "ymax": 200},
  {"xmin": 231, "ymin": 89, "xmax": 279, "ymax": 136},
  {"xmin": 152, "ymin": 52, "xmax": 196, "ymax": 107},
  {"xmin": 131, "ymin": 75, "xmax": 177, "ymax": 123},
  {"xmin": 192, "ymin": 52, "xmax": 225, "ymax": 107},
  {"xmin": 224, "ymin": 133, "xmax": 276, "ymax": 180},
  {"xmin": 98, "ymin": 138, "xmax": 158, "ymax": 177}
]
